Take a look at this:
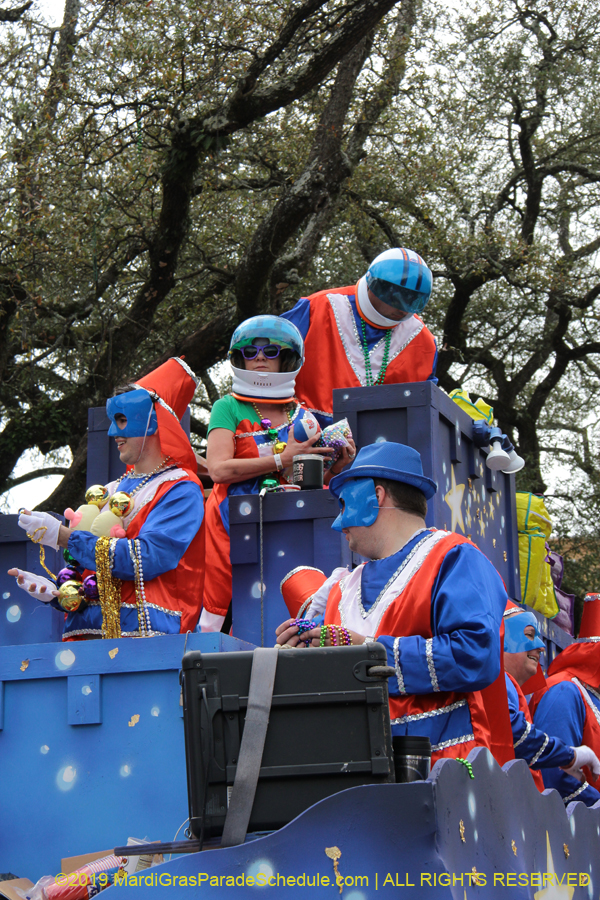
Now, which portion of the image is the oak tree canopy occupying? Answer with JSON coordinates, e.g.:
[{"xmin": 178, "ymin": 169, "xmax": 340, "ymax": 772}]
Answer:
[{"xmin": 1, "ymin": 0, "xmax": 599, "ymax": 592}]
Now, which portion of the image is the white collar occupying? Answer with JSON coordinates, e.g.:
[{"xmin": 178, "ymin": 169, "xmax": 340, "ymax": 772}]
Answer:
[{"xmin": 230, "ymin": 363, "xmax": 299, "ymax": 401}]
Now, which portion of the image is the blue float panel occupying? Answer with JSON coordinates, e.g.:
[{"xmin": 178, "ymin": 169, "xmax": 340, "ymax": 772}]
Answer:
[
  {"xmin": 333, "ymin": 381, "xmax": 521, "ymax": 599},
  {"xmin": 0, "ymin": 515, "xmax": 65, "ymax": 647},
  {"xmin": 0, "ymin": 632, "xmax": 253, "ymax": 880},
  {"xmin": 106, "ymin": 747, "xmax": 600, "ymax": 899},
  {"xmin": 230, "ymin": 490, "xmax": 346, "ymax": 647},
  {"xmin": 86, "ymin": 406, "xmax": 191, "ymax": 488}
]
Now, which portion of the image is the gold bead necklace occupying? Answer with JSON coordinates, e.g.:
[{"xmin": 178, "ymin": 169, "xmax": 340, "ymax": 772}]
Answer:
[{"xmin": 250, "ymin": 403, "xmax": 296, "ymax": 455}]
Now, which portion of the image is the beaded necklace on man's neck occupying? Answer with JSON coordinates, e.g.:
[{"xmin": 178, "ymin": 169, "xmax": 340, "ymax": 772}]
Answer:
[
  {"xmin": 359, "ymin": 319, "xmax": 391, "ymax": 386},
  {"xmin": 115, "ymin": 456, "xmax": 174, "ymax": 498}
]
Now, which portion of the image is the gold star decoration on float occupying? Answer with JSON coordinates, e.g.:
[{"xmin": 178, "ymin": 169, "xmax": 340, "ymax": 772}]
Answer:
[
  {"xmin": 444, "ymin": 467, "xmax": 465, "ymax": 533},
  {"xmin": 533, "ymin": 833, "xmax": 575, "ymax": 900},
  {"xmin": 465, "ymin": 501, "xmax": 472, "ymax": 530}
]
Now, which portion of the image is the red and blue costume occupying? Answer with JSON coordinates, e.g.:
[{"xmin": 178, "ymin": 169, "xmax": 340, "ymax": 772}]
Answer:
[
  {"xmin": 531, "ymin": 653, "xmax": 600, "ymax": 804},
  {"xmin": 505, "ymin": 672, "xmax": 573, "ymax": 791},
  {"xmin": 315, "ymin": 529, "xmax": 511, "ymax": 764},
  {"xmin": 282, "ymin": 278, "xmax": 437, "ymax": 424},
  {"xmin": 530, "ymin": 594, "xmax": 600, "ymax": 805},
  {"xmin": 59, "ymin": 358, "xmax": 205, "ymax": 638},
  {"xmin": 202, "ymin": 400, "xmax": 316, "ymax": 625},
  {"xmin": 502, "ymin": 605, "xmax": 573, "ymax": 790},
  {"xmin": 285, "ymin": 441, "xmax": 513, "ymax": 765}
]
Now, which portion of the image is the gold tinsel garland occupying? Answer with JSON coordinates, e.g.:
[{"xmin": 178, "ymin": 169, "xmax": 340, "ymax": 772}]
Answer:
[{"xmin": 95, "ymin": 536, "xmax": 123, "ymax": 639}]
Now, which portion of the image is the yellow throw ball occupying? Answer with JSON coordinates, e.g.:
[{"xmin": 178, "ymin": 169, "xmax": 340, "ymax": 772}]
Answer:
[
  {"xmin": 109, "ymin": 491, "xmax": 134, "ymax": 518},
  {"xmin": 58, "ymin": 580, "xmax": 85, "ymax": 613},
  {"xmin": 85, "ymin": 485, "xmax": 110, "ymax": 509}
]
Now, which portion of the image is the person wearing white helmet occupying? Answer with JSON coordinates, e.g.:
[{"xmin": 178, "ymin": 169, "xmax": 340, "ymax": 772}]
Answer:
[
  {"xmin": 201, "ymin": 314, "xmax": 355, "ymax": 633},
  {"xmin": 281, "ymin": 248, "xmax": 438, "ymax": 424}
]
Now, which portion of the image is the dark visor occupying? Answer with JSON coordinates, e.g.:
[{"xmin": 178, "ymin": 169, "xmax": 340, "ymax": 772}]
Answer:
[{"xmin": 366, "ymin": 275, "xmax": 429, "ymax": 314}]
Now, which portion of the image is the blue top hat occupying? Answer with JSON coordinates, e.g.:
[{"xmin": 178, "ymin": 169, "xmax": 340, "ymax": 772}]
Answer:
[{"xmin": 329, "ymin": 442, "xmax": 437, "ymax": 500}]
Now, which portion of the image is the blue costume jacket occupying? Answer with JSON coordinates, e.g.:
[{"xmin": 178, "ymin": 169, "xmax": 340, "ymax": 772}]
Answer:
[
  {"xmin": 505, "ymin": 673, "xmax": 572, "ymax": 769},
  {"xmin": 57, "ymin": 471, "xmax": 204, "ymax": 638},
  {"xmin": 533, "ymin": 680, "xmax": 600, "ymax": 805},
  {"xmin": 313, "ymin": 529, "xmax": 506, "ymax": 750}
]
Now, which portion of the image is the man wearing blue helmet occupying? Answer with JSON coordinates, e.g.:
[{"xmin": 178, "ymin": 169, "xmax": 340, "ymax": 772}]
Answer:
[
  {"xmin": 277, "ymin": 441, "xmax": 516, "ymax": 766},
  {"xmin": 503, "ymin": 605, "xmax": 600, "ymax": 791},
  {"xmin": 281, "ymin": 248, "xmax": 438, "ymax": 425}
]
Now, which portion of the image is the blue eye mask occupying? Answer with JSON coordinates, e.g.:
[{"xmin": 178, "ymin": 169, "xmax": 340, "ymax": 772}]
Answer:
[
  {"xmin": 504, "ymin": 610, "xmax": 545, "ymax": 653},
  {"xmin": 107, "ymin": 389, "xmax": 158, "ymax": 438},
  {"xmin": 332, "ymin": 478, "xmax": 379, "ymax": 532}
]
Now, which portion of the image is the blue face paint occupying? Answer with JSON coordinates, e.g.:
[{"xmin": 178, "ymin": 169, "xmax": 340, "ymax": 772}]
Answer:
[
  {"xmin": 106, "ymin": 389, "xmax": 158, "ymax": 438},
  {"xmin": 331, "ymin": 478, "xmax": 379, "ymax": 532},
  {"xmin": 504, "ymin": 611, "xmax": 545, "ymax": 653}
]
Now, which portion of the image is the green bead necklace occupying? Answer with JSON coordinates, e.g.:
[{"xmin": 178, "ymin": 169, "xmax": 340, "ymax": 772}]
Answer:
[{"xmin": 360, "ymin": 319, "xmax": 392, "ymax": 386}]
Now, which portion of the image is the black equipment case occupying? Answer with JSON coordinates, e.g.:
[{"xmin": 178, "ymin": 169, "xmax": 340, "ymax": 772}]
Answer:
[{"xmin": 181, "ymin": 644, "xmax": 395, "ymax": 839}]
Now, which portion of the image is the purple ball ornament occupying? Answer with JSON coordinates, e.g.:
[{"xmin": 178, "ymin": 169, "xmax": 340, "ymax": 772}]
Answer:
[
  {"xmin": 82, "ymin": 574, "xmax": 99, "ymax": 601},
  {"xmin": 56, "ymin": 566, "xmax": 81, "ymax": 588}
]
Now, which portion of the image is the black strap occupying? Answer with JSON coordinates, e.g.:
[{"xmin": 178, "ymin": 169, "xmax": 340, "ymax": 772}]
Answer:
[
  {"xmin": 220, "ymin": 603, "xmax": 233, "ymax": 634},
  {"xmin": 220, "ymin": 647, "xmax": 279, "ymax": 847}
]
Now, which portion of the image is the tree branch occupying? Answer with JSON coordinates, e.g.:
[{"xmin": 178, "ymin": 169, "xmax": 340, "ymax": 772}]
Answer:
[
  {"xmin": 3, "ymin": 466, "xmax": 69, "ymax": 491},
  {"xmin": 0, "ymin": 0, "xmax": 31, "ymax": 21}
]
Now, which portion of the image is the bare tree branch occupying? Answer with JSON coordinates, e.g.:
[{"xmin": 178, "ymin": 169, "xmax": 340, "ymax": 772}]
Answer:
[{"xmin": 0, "ymin": 0, "xmax": 31, "ymax": 21}]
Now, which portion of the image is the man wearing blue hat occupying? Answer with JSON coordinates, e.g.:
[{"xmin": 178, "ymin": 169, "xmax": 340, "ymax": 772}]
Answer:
[
  {"xmin": 277, "ymin": 441, "xmax": 514, "ymax": 765},
  {"xmin": 281, "ymin": 248, "xmax": 438, "ymax": 425},
  {"xmin": 503, "ymin": 605, "xmax": 600, "ymax": 792}
]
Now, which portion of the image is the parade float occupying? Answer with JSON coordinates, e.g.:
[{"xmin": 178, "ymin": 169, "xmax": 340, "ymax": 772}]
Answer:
[{"xmin": 0, "ymin": 382, "xmax": 597, "ymax": 899}]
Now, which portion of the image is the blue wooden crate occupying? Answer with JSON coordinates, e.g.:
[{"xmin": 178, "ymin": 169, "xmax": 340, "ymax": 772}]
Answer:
[
  {"xmin": 333, "ymin": 381, "xmax": 521, "ymax": 600},
  {"xmin": 0, "ymin": 515, "xmax": 64, "ymax": 647},
  {"xmin": 0, "ymin": 632, "xmax": 253, "ymax": 880},
  {"xmin": 86, "ymin": 406, "xmax": 191, "ymax": 488},
  {"xmin": 230, "ymin": 490, "xmax": 349, "ymax": 647}
]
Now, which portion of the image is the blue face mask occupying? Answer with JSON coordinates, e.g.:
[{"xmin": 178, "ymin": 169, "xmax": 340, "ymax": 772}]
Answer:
[
  {"xmin": 106, "ymin": 389, "xmax": 158, "ymax": 438},
  {"xmin": 504, "ymin": 611, "xmax": 545, "ymax": 653},
  {"xmin": 332, "ymin": 479, "xmax": 379, "ymax": 532}
]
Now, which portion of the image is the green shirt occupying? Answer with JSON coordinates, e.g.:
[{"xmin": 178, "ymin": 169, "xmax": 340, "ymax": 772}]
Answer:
[{"xmin": 207, "ymin": 395, "xmax": 262, "ymax": 434}]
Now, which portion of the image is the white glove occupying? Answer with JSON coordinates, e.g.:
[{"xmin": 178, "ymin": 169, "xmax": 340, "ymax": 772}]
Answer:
[
  {"xmin": 9, "ymin": 568, "xmax": 57, "ymax": 603},
  {"xmin": 562, "ymin": 745, "xmax": 600, "ymax": 782},
  {"xmin": 199, "ymin": 609, "xmax": 226, "ymax": 633},
  {"xmin": 18, "ymin": 510, "xmax": 61, "ymax": 551}
]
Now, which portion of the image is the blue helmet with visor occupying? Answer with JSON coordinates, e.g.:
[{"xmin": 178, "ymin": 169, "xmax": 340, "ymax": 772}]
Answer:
[
  {"xmin": 503, "ymin": 609, "xmax": 545, "ymax": 654},
  {"xmin": 229, "ymin": 315, "xmax": 304, "ymax": 364},
  {"xmin": 106, "ymin": 388, "xmax": 158, "ymax": 438},
  {"xmin": 366, "ymin": 248, "xmax": 433, "ymax": 315}
]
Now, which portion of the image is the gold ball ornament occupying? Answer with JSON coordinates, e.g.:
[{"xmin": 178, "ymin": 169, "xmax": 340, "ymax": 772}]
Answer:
[
  {"xmin": 58, "ymin": 580, "xmax": 85, "ymax": 613},
  {"xmin": 109, "ymin": 491, "xmax": 134, "ymax": 518},
  {"xmin": 273, "ymin": 441, "xmax": 287, "ymax": 454},
  {"xmin": 85, "ymin": 485, "xmax": 110, "ymax": 508}
]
